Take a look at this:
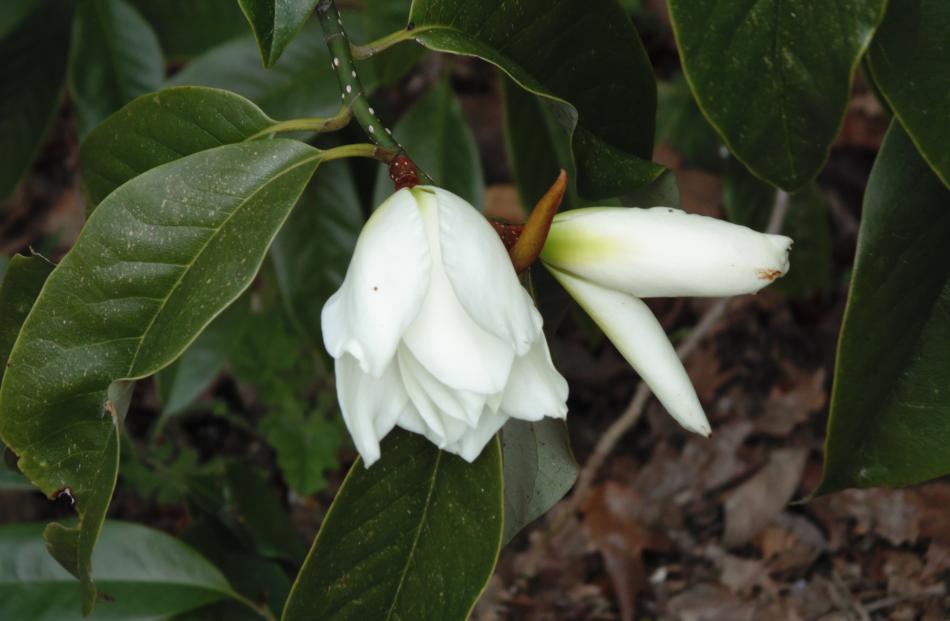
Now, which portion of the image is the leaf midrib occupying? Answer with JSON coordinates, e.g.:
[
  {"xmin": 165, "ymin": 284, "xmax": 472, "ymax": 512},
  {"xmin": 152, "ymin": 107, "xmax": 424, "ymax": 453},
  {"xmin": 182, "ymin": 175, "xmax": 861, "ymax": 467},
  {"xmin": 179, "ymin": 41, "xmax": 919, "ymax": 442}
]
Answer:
[
  {"xmin": 124, "ymin": 149, "xmax": 319, "ymax": 378},
  {"xmin": 384, "ymin": 450, "xmax": 442, "ymax": 621}
]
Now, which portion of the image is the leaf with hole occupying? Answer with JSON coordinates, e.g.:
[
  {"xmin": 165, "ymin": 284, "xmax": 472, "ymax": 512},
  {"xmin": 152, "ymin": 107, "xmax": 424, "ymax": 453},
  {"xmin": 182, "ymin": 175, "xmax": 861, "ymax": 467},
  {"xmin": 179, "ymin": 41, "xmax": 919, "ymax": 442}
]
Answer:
[{"xmin": 0, "ymin": 139, "xmax": 319, "ymax": 615}]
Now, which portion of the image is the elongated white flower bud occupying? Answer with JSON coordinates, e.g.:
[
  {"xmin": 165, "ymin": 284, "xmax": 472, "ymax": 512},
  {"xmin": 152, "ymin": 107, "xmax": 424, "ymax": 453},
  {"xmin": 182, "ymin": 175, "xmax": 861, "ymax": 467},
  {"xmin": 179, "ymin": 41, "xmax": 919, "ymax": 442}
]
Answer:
[{"xmin": 541, "ymin": 207, "xmax": 792, "ymax": 298}]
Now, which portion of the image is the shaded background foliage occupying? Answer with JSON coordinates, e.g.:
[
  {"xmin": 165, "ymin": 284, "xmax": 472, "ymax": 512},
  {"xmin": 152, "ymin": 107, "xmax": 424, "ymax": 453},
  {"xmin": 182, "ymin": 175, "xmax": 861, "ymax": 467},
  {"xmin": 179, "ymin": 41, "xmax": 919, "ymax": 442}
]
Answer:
[{"xmin": 1, "ymin": 0, "xmax": 949, "ymax": 619}]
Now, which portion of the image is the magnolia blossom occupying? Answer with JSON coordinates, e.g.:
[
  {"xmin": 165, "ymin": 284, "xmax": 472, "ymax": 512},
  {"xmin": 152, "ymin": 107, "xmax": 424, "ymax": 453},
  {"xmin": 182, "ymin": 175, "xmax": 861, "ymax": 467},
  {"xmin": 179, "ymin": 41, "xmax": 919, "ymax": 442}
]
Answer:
[
  {"xmin": 541, "ymin": 207, "xmax": 792, "ymax": 435},
  {"xmin": 322, "ymin": 186, "xmax": 568, "ymax": 466}
]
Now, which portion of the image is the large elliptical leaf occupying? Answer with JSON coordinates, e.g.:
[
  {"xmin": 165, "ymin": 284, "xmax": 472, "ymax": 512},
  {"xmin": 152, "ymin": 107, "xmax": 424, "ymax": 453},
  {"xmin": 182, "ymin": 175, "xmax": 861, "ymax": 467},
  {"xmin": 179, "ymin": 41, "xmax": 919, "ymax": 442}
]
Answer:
[
  {"xmin": 0, "ymin": 255, "xmax": 54, "ymax": 382},
  {"xmin": 501, "ymin": 419, "xmax": 578, "ymax": 544},
  {"xmin": 0, "ymin": 139, "xmax": 319, "ymax": 614},
  {"xmin": 372, "ymin": 77, "xmax": 484, "ymax": 207},
  {"xmin": 0, "ymin": 0, "xmax": 74, "ymax": 200},
  {"xmin": 0, "ymin": 520, "xmax": 237, "ymax": 621},
  {"xmin": 815, "ymin": 123, "xmax": 950, "ymax": 494},
  {"xmin": 238, "ymin": 0, "xmax": 319, "ymax": 67},
  {"xmin": 80, "ymin": 86, "xmax": 274, "ymax": 208},
  {"xmin": 68, "ymin": 0, "xmax": 165, "ymax": 138},
  {"xmin": 668, "ymin": 0, "xmax": 887, "ymax": 190},
  {"xmin": 169, "ymin": 20, "xmax": 376, "ymax": 121},
  {"xmin": 407, "ymin": 0, "xmax": 663, "ymax": 199},
  {"xmin": 867, "ymin": 0, "xmax": 950, "ymax": 187},
  {"xmin": 282, "ymin": 429, "xmax": 503, "ymax": 621}
]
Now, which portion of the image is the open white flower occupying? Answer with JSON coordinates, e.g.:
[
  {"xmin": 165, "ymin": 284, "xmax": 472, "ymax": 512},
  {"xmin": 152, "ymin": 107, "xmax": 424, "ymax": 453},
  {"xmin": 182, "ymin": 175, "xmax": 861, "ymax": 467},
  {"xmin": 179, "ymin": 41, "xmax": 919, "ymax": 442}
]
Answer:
[
  {"xmin": 322, "ymin": 186, "xmax": 568, "ymax": 466},
  {"xmin": 541, "ymin": 207, "xmax": 792, "ymax": 436}
]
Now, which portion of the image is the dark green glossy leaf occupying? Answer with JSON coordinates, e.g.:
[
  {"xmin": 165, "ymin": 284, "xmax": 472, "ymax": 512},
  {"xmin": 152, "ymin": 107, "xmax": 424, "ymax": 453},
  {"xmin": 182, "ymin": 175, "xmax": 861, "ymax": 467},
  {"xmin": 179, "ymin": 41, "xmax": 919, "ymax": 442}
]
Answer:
[
  {"xmin": 407, "ymin": 0, "xmax": 663, "ymax": 199},
  {"xmin": 156, "ymin": 295, "xmax": 250, "ymax": 417},
  {"xmin": 68, "ymin": 0, "xmax": 165, "ymax": 138},
  {"xmin": 501, "ymin": 419, "xmax": 577, "ymax": 544},
  {"xmin": 503, "ymin": 76, "xmax": 675, "ymax": 212},
  {"xmin": 0, "ymin": 139, "xmax": 319, "ymax": 614},
  {"xmin": 238, "ymin": 0, "xmax": 318, "ymax": 67},
  {"xmin": 0, "ymin": 520, "xmax": 236, "ymax": 621},
  {"xmin": 668, "ymin": 0, "xmax": 886, "ymax": 190},
  {"xmin": 80, "ymin": 86, "xmax": 274, "ymax": 207},
  {"xmin": 723, "ymin": 162, "xmax": 831, "ymax": 298},
  {"xmin": 181, "ymin": 516, "xmax": 293, "ymax": 620},
  {"xmin": 815, "ymin": 123, "xmax": 950, "ymax": 494},
  {"xmin": 0, "ymin": 0, "xmax": 35, "ymax": 39},
  {"xmin": 131, "ymin": 0, "xmax": 248, "ymax": 60},
  {"xmin": 867, "ymin": 0, "xmax": 950, "ymax": 187},
  {"xmin": 282, "ymin": 429, "xmax": 503, "ymax": 621},
  {"xmin": 170, "ymin": 20, "xmax": 376, "ymax": 121},
  {"xmin": 372, "ymin": 78, "xmax": 483, "ymax": 207},
  {"xmin": 0, "ymin": 0, "xmax": 73, "ymax": 200},
  {"xmin": 225, "ymin": 462, "xmax": 306, "ymax": 562},
  {"xmin": 0, "ymin": 254, "xmax": 54, "ymax": 382},
  {"xmin": 271, "ymin": 160, "xmax": 363, "ymax": 349}
]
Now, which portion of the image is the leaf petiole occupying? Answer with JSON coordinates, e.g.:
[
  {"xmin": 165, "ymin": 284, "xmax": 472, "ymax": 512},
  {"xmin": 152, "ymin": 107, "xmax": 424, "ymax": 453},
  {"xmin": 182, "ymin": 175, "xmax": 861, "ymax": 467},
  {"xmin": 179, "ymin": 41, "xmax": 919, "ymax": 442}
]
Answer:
[{"xmin": 247, "ymin": 107, "xmax": 353, "ymax": 141}]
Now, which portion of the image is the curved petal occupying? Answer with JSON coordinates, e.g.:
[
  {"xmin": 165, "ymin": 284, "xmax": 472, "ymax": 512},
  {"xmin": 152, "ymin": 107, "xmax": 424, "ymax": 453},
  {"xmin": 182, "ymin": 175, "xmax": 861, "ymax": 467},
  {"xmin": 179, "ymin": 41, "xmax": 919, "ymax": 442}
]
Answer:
[
  {"xmin": 541, "ymin": 207, "xmax": 792, "ymax": 298},
  {"xmin": 321, "ymin": 189, "xmax": 430, "ymax": 377},
  {"xmin": 500, "ymin": 338, "xmax": 569, "ymax": 421},
  {"xmin": 336, "ymin": 354, "xmax": 409, "ymax": 466},
  {"xmin": 402, "ymin": 189, "xmax": 516, "ymax": 394},
  {"xmin": 443, "ymin": 409, "xmax": 509, "ymax": 463},
  {"xmin": 550, "ymin": 268, "xmax": 711, "ymax": 436},
  {"xmin": 397, "ymin": 345, "xmax": 488, "ymax": 429},
  {"xmin": 427, "ymin": 186, "xmax": 543, "ymax": 355}
]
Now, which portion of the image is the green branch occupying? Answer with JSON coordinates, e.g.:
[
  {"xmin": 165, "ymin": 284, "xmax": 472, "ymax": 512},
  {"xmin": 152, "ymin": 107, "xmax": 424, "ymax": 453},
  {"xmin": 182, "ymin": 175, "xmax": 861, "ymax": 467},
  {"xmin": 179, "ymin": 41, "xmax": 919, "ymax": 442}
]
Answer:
[{"xmin": 315, "ymin": 0, "xmax": 432, "ymax": 184}]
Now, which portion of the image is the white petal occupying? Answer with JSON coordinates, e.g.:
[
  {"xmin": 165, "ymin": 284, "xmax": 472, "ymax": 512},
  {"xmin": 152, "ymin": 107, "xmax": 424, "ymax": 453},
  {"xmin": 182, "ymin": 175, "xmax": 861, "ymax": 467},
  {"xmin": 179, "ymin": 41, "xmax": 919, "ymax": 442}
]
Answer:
[
  {"xmin": 397, "ymin": 345, "xmax": 488, "ymax": 430},
  {"xmin": 499, "ymin": 337, "xmax": 569, "ymax": 421},
  {"xmin": 549, "ymin": 268, "xmax": 711, "ymax": 436},
  {"xmin": 402, "ymin": 189, "xmax": 516, "ymax": 394},
  {"xmin": 321, "ymin": 189, "xmax": 430, "ymax": 376},
  {"xmin": 336, "ymin": 354, "xmax": 409, "ymax": 466},
  {"xmin": 428, "ymin": 186, "xmax": 543, "ymax": 354},
  {"xmin": 541, "ymin": 207, "xmax": 793, "ymax": 298},
  {"xmin": 443, "ymin": 408, "xmax": 509, "ymax": 462}
]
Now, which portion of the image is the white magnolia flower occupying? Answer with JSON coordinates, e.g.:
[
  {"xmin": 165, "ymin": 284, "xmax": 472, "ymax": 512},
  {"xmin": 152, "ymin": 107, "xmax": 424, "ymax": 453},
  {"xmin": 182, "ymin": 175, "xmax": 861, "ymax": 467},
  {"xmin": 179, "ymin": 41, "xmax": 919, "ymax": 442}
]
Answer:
[
  {"xmin": 322, "ymin": 186, "xmax": 568, "ymax": 466},
  {"xmin": 541, "ymin": 207, "xmax": 792, "ymax": 436}
]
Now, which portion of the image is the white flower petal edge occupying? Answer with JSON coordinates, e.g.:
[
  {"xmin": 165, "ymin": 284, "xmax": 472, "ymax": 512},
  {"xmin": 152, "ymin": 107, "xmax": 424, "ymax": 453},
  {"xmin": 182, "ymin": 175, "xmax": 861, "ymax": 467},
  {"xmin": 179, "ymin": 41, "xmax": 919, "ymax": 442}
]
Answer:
[
  {"xmin": 335, "ymin": 354, "xmax": 409, "ymax": 466},
  {"xmin": 541, "ymin": 207, "xmax": 792, "ymax": 298},
  {"xmin": 323, "ymin": 185, "xmax": 570, "ymax": 466},
  {"xmin": 321, "ymin": 190, "xmax": 431, "ymax": 377},
  {"xmin": 548, "ymin": 267, "xmax": 711, "ymax": 436},
  {"xmin": 432, "ymin": 187, "xmax": 543, "ymax": 355}
]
